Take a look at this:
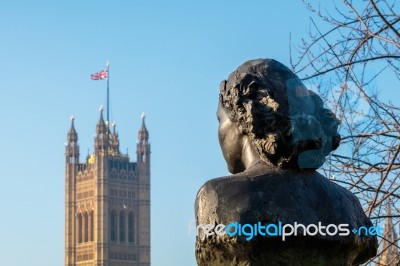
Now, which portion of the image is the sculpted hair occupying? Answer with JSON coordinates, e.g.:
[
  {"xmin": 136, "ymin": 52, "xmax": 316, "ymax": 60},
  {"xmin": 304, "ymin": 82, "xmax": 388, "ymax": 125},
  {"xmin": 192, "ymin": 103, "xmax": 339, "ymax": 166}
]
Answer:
[{"xmin": 219, "ymin": 58, "xmax": 341, "ymax": 169}]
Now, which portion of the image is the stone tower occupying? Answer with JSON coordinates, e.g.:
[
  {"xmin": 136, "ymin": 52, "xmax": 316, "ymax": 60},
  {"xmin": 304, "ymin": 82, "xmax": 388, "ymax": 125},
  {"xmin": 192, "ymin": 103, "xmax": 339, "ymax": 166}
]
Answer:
[
  {"xmin": 65, "ymin": 109, "xmax": 150, "ymax": 266},
  {"xmin": 379, "ymin": 203, "xmax": 399, "ymax": 266}
]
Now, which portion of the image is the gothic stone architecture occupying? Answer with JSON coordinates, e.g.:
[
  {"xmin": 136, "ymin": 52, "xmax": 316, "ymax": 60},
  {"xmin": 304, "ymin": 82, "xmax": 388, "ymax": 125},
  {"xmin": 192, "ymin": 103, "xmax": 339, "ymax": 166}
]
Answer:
[
  {"xmin": 379, "ymin": 203, "xmax": 399, "ymax": 266},
  {"xmin": 65, "ymin": 109, "xmax": 150, "ymax": 266}
]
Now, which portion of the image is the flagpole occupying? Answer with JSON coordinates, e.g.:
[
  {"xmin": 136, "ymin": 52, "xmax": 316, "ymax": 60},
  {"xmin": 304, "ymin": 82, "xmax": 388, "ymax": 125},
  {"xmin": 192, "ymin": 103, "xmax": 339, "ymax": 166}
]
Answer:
[{"xmin": 106, "ymin": 61, "xmax": 110, "ymax": 123}]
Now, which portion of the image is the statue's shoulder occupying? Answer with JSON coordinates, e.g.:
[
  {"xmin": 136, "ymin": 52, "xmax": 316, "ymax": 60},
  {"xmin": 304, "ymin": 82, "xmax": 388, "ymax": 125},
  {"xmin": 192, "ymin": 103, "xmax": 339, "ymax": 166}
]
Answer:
[
  {"xmin": 195, "ymin": 175, "xmax": 230, "ymax": 202},
  {"xmin": 195, "ymin": 170, "xmax": 370, "ymax": 226}
]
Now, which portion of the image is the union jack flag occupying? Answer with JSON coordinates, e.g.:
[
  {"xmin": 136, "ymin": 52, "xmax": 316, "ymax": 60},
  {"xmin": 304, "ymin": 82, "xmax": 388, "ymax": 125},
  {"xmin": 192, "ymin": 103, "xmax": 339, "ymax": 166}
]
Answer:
[{"xmin": 90, "ymin": 68, "xmax": 108, "ymax": 80}]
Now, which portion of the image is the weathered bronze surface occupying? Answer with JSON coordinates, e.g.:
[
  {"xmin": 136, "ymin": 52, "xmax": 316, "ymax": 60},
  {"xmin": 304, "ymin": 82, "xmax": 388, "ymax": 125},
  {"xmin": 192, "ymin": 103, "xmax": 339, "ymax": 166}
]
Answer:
[{"xmin": 195, "ymin": 59, "xmax": 377, "ymax": 265}]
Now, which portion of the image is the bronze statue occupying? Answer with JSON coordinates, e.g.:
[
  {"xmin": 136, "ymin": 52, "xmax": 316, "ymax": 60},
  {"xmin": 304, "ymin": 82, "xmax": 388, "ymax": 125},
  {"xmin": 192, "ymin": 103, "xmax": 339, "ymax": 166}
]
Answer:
[{"xmin": 195, "ymin": 59, "xmax": 377, "ymax": 265}]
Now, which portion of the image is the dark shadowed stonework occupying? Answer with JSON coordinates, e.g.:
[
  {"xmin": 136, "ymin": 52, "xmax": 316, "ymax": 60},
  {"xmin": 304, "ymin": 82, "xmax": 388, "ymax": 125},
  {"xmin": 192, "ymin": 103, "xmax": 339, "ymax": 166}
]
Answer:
[{"xmin": 195, "ymin": 59, "xmax": 377, "ymax": 266}]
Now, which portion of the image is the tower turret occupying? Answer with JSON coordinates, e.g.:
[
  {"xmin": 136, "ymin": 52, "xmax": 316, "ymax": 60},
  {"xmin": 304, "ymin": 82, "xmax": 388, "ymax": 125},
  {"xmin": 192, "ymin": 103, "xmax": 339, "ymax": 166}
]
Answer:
[
  {"xmin": 135, "ymin": 112, "xmax": 151, "ymax": 263},
  {"xmin": 65, "ymin": 115, "xmax": 79, "ymax": 265},
  {"xmin": 94, "ymin": 106, "xmax": 109, "ymax": 153},
  {"xmin": 66, "ymin": 115, "xmax": 79, "ymax": 164},
  {"xmin": 109, "ymin": 121, "xmax": 120, "ymax": 156},
  {"xmin": 379, "ymin": 201, "xmax": 399, "ymax": 265},
  {"xmin": 137, "ymin": 112, "xmax": 150, "ymax": 164}
]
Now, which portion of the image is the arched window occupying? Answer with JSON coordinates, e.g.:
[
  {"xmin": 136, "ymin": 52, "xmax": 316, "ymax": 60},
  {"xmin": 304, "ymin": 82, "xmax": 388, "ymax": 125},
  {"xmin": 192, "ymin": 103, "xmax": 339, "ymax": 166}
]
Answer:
[
  {"xmin": 84, "ymin": 212, "xmax": 89, "ymax": 242},
  {"xmin": 77, "ymin": 213, "xmax": 82, "ymax": 243},
  {"xmin": 128, "ymin": 212, "xmax": 134, "ymax": 243},
  {"xmin": 90, "ymin": 211, "xmax": 94, "ymax": 241},
  {"xmin": 119, "ymin": 211, "xmax": 126, "ymax": 242},
  {"xmin": 110, "ymin": 210, "xmax": 117, "ymax": 241}
]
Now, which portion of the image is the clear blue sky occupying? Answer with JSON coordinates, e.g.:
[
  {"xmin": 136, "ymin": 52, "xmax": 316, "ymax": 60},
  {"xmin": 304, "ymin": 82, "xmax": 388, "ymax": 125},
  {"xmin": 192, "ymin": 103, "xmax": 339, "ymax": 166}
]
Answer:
[{"xmin": 0, "ymin": 1, "xmax": 397, "ymax": 266}]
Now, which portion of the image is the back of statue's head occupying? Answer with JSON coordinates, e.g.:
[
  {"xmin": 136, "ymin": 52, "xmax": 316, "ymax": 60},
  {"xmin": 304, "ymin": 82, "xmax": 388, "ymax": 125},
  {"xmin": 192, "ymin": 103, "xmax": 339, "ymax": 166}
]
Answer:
[{"xmin": 219, "ymin": 58, "xmax": 341, "ymax": 169}]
